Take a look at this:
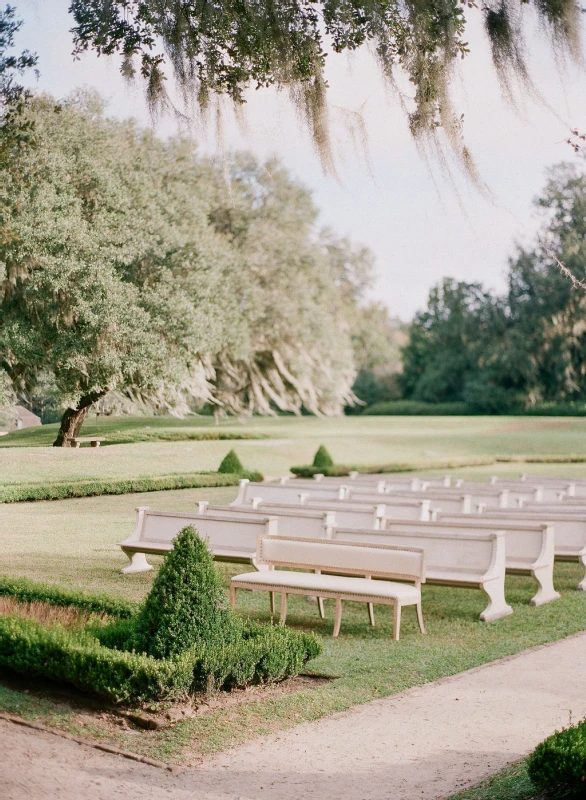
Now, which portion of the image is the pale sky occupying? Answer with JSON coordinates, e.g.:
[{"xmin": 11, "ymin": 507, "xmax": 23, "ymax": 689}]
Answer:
[{"xmin": 13, "ymin": 1, "xmax": 586, "ymax": 319}]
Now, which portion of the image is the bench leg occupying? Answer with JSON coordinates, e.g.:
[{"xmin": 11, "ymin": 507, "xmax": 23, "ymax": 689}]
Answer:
[
  {"xmin": 120, "ymin": 552, "xmax": 152, "ymax": 575},
  {"xmin": 577, "ymin": 555, "xmax": 586, "ymax": 592},
  {"xmin": 530, "ymin": 565, "xmax": 561, "ymax": 606},
  {"xmin": 368, "ymin": 602, "xmax": 375, "ymax": 627},
  {"xmin": 480, "ymin": 578, "xmax": 513, "ymax": 621},
  {"xmin": 318, "ymin": 597, "xmax": 325, "ymax": 620},
  {"xmin": 416, "ymin": 601, "xmax": 426, "ymax": 635},
  {"xmin": 393, "ymin": 603, "xmax": 401, "ymax": 641},
  {"xmin": 333, "ymin": 598, "xmax": 343, "ymax": 637},
  {"xmin": 280, "ymin": 593, "xmax": 288, "ymax": 624},
  {"xmin": 270, "ymin": 591, "xmax": 275, "ymax": 615},
  {"xmin": 91, "ymin": 440, "xmax": 100, "ymax": 448},
  {"xmin": 74, "ymin": 441, "xmax": 81, "ymax": 449},
  {"xmin": 230, "ymin": 585, "xmax": 236, "ymax": 610}
]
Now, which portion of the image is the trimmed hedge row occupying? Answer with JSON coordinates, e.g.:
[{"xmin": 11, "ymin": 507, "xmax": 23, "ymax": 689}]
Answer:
[
  {"xmin": 528, "ymin": 717, "xmax": 586, "ymax": 798},
  {"xmin": 0, "ymin": 613, "xmax": 320, "ymax": 704},
  {"xmin": 0, "ymin": 575, "xmax": 139, "ymax": 619},
  {"xmin": 363, "ymin": 401, "xmax": 473, "ymax": 416},
  {"xmin": 0, "ymin": 471, "xmax": 262, "ymax": 503},
  {"xmin": 290, "ymin": 458, "xmax": 497, "ymax": 478}
]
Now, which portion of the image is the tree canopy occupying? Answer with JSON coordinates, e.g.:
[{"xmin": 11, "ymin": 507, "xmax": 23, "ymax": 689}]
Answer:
[
  {"xmin": 0, "ymin": 88, "xmax": 382, "ymax": 442},
  {"xmin": 400, "ymin": 160, "xmax": 586, "ymax": 412},
  {"xmin": 69, "ymin": 0, "xmax": 583, "ymax": 171}
]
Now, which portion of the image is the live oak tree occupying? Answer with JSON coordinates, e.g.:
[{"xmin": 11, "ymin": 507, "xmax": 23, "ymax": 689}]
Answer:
[{"xmin": 69, "ymin": 0, "xmax": 583, "ymax": 172}]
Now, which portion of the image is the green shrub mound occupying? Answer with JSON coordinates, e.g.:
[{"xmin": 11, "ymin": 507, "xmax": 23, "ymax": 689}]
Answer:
[
  {"xmin": 528, "ymin": 718, "xmax": 586, "ymax": 799},
  {"xmin": 217, "ymin": 449, "xmax": 263, "ymax": 482},
  {"xmin": 312, "ymin": 445, "xmax": 334, "ymax": 469},
  {"xmin": 363, "ymin": 400, "xmax": 474, "ymax": 416},
  {"xmin": 218, "ymin": 449, "xmax": 245, "ymax": 474},
  {"xmin": 0, "ymin": 528, "xmax": 320, "ymax": 704},
  {"xmin": 132, "ymin": 526, "xmax": 237, "ymax": 659}
]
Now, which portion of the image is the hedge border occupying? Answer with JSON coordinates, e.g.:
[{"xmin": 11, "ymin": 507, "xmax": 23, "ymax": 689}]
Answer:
[{"xmin": 0, "ymin": 471, "xmax": 262, "ymax": 503}]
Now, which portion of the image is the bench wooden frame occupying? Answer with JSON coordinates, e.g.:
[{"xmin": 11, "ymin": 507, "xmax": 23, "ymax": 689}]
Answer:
[
  {"xmin": 71, "ymin": 437, "xmax": 104, "ymax": 448},
  {"xmin": 230, "ymin": 535, "xmax": 426, "ymax": 640},
  {"xmin": 196, "ymin": 501, "xmax": 337, "ymax": 539},
  {"xmin": 401, "ymin": 516, "xmax": 559, "ymax": 606},
  {"xmin": 232, "ymin": 479, "xmax": 348, "ymax": 505},
  {"xmin": 119, "ymin": 507, "xmax": 278, "ymax": 574},
  {"xmin": 331, "ymin": 526, "xmax": 512, "ymax": 621}
]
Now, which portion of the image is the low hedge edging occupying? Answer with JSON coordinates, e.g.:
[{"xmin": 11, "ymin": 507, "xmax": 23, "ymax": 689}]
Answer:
[
  {"xmin": 290, "ymin": 458, "xmax": 497, "ymax": 478},
  {"xmin": 0, "ymin": 576, "xmax": 139, "ymax": 619},
  {"xmin": 0, "ymin": 471, "xmax": 262, "ymax": 503}
]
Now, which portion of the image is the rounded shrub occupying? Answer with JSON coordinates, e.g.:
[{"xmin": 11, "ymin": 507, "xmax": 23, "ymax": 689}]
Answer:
[
  {"xmin": 527, "ymin": 718, "xmax": 586, "ymax": 798},
  {"xmin": 312, "ymin": 445, "xmax": 334, "ymax": 469},
  {"xmin": 218, "ymin": 449, "xmax": 244, "ymax": 474},
  {"xmin": 132, "ymin": 526, "xmax": 237, "ymax": 659}
]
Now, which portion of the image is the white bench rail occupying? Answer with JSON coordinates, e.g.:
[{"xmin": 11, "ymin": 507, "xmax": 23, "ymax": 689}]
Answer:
[{"xmin": 196, "ymin": 502, "xmax": 336, "ymax": 539}]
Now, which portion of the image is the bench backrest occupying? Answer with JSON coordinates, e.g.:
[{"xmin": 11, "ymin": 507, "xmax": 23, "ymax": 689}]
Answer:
[
  {"xmin": 232, "ymin": 479, "xmax": 348, "ymax": 506},
  {"xmin": 350, "ymin": 490, "xmax": 470, "ymax": 515},
  {"xmin": 331, "ymin": 526, "xmax": 503, "ymax": 579},
  {"xmin": 413, "ymin": 516, "xmax": 550, "ymax": 565},
  {"xmin": 478, "ymin": 509, "xmax": 586, "ymax": 553},
  {"xmin": 197, "ymin": 502, "xmax": 335, "ymax": 539},
  {"xmin": 255, "ymin": 535, "xmax": 425, "ymax": 583},
  {"xmin": 305, "ymin": 496, "xmax": 431, "ymax": 522},
  {"xmin": 128, "ymin": 507, "xmax": 278, "ymax": 551},
  {"xmin": 282, "ymin": 477, "xmax": 388, "ymax": 494}
]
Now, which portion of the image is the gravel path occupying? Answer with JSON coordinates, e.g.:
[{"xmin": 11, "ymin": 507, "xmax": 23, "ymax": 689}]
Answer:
[{"xmin": 4, "ymin": 632, "xmax": 586, "ymax": 800}]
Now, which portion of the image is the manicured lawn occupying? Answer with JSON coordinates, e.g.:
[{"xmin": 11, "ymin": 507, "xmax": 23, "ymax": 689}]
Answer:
[
  {"xmin": 448, "ymin": 761, "xmax": 541, "ymax": 799},
  {"xmin": 1, "ymin": 486, "xmax": 585, "ymax": 763},
  {"xmin": 4, "ymin": 415, "xmax": 586, "ymax": 487}
]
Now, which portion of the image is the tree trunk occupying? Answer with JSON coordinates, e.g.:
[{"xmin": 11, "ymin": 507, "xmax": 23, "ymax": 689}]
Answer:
[{"xmin": 53, "ymin": 390, "xmax": 107, "ymax": 447}]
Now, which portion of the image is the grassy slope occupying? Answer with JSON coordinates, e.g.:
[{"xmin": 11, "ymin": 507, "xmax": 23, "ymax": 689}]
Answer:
[
  {"xmin": 4, "ymin": 415, "xmax": 586, "ymax": 487},
  {"xmin": 1, "ymin": 484, "xmax": 585, "ymax": 763}
]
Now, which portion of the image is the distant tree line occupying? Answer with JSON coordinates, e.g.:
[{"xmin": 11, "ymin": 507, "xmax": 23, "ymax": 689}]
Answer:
[{"xmin": 399, "ymin": 162, "xmax": 586, "ymax": 413}]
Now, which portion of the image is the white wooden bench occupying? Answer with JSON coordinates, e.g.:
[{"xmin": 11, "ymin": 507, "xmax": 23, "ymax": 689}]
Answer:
[
  {"xmin": 347, "ymin": 489, "xmax": 471, "ymax": 515},
  {"xmin": 196, "ymin": 502, "xmax": 336, "ymax": 539},
  {"xmin": 304, "ymin": 496, "xmax": 432, "ymax": 522},
  {"xmin": 72, "ymin": 437, "xmax": 104, "ymax": 448},
  {"xmin": 119, "ymin": 507, "xmax": 278, "ymax": 574},
  {"xmin": 478, "ymin": 508, "xmax": 586, "ymax": 591},
  {"xmin": 331, "ymin": 526, "xmax": 511, "ymax": 621},
  {"xmin": 232, "ymin": 479, "xmax": 348, "ymax": 506},
  {"xmin": 284, "ymin": 476, "xmax": 388, "ymax": 494},
  {"xmin": 230, "ymin": 535, "xmax": 426, "ymax": 640},
  {"xmin": 414, "ymin": 516, "xmax": 559, "ymax": 606}
]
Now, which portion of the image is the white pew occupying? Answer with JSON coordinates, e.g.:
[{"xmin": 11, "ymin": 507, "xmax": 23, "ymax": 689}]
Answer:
[
  {"xmin": 231, "ymin": 479, "xmax": 349, "ymax": 506},
  {"xmin": 347, "ymin": 490, "xmax": 472, "ymax": 515},
  {"xmin": 230, "ymin": 535, "xmax": 426, "ymax": 640},
  {"xmin": 331, "ymin": 526, "xmax": 511, "ymax": 621},
  {"xmin": 283, "ymin": 476, "xmax": 388, "ymax": 494},
  {"xmin": 196, "ymin": 502, "xmax": 336, "ymax": 539},
  {"xmin": 305, "ymin": 497, "xmax": 432, "ymax": 522},
  {"xmin": 428, "ymin": 516, "xmax": 559, "ymax": 605},
  {"xmin": 477, "ymin": 508, "xmax": 586, "ymax": 590},
  {"xmin": 119, "ymin": 507, "xmax": 278, "ymax": 574}
]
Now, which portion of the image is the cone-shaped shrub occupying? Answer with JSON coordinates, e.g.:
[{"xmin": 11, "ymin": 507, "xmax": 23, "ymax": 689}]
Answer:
[
  {"xmin": 218, "ymin": 449, "xmax": 244, "ymax": 474},
  {"xmin": 133, "ymin": 526, "xmax": 237, "ymax": 660},
  {"xmin": 312, "ymin": 445, "xmax": 334, "ymax": 469}
]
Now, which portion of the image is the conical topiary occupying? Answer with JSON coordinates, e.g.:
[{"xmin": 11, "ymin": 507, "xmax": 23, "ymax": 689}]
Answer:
[
  {"xmin": 312, "ymin": 445, "xmax": 334, "ymax": 469},
  {"xmin": 218, "ymin": 449, "xmax": 244, "ymax": 474},
  {"xmin": 133, "ymin": 526, "xmax": 236, "ymax": 659}
]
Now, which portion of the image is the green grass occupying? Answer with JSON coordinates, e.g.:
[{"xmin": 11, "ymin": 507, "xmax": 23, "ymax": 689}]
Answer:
[
  {"xmin": 0, "ymin": 483, "xmax": 585, "ymax": 762},
  {"xmin": 448, "ymin": 761, "xmax": 541, "ymax": 799},
  {"xmin": 5, "ymin": 415, "xmax": 586, "ymax": 488}
]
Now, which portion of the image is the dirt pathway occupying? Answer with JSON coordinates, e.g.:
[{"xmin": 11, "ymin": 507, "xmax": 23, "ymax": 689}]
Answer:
[{"xmin": 4, "ymin": 632, "xmax": 586, "ymax": 800}]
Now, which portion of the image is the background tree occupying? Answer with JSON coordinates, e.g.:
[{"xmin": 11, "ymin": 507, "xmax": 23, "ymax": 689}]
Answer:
[
  {"xmin": 400, "ymin": 160, "xmax": 586, "ymax": 411},
  {"xmin": 68, "ymin": 0, "xmax": 583, "ymax": 172}
]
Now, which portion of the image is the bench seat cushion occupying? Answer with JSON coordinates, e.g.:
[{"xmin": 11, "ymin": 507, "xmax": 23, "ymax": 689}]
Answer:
[{"xmin": 232, "ymin": 570, "xmax": 420, "ymax": 602}]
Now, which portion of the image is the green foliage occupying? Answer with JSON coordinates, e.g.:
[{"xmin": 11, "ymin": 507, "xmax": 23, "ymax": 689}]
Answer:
[
  {"xmin": 527, "ymin": 718, "xmax": 586, "ymax": 798},
  {"xmin": 218, "ymin": 449, "xmax": 244, "ymax": 474},
  {"xmin": 133, "ymin": 527, "xmax": 237, "ymax": 660},
  {"xmin": 68, "ymin": 0, "xmax": 581, "ymax": 174},
  {"xmin": 291, "ymin": 457, "xmax": 496, "ymax": 477},
  {"xmin": 0, "ymin": 575, "xmax": 139, "ymax": 618},
  {"xmin": 363, "ymin": 400, "xmax": 474, "ymax": 416},
  {"xmin": 312, "ymin": 445, "xmax": 334, "ymax": 468},
  {"xmin": 400, "ymin": 163, "xmax": 586, "ymax": 413},
  {"xmin": 0, "ymin": 6, "xmax": 37, "ymax": 109},
  {"xmin": 0, "ymin": 472, "xmax": 242, "ymax": 503}
]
